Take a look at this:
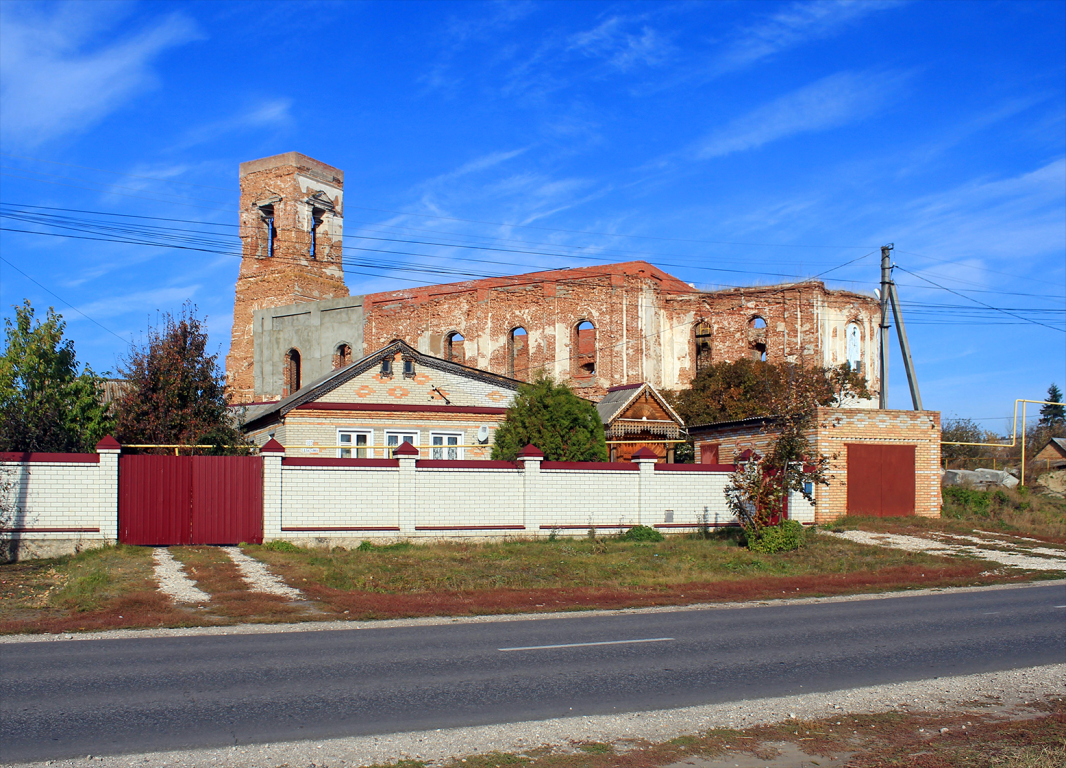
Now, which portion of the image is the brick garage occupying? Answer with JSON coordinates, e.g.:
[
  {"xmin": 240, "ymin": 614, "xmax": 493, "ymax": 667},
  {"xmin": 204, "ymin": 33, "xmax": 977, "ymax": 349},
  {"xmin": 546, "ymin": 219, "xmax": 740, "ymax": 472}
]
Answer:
[{"xmin": 691, "ymin": 407, "xmax": 942, "ymax": 523}]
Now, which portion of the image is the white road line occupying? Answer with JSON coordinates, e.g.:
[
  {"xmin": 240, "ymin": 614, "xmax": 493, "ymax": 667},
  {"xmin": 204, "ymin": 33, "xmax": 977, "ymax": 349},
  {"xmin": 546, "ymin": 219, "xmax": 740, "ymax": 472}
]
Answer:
[
  {"xmin": 1055, "ymin": 605, "xmax": 1066, "ymax": 608},
  {"xmin": 499, "ymin": 637, "xmax": 674, "ymax": 652}
]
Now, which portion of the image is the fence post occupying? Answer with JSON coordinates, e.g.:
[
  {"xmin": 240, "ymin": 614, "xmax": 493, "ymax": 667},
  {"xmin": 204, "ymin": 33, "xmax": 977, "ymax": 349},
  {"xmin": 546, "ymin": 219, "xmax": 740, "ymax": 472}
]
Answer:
[
  {"xmin": 95, "ymin": 436, "xmax": 121, "ymax": 544},
  {"xmin": 518, "ymin": 444, "xmax": 544, "ymax": 536},
  {"xmin": 632, "ymin": 447, "xmax": 659, "ymax": 526},
  {"xmin": 394, "ymin": 442, "xmax": 419, "ymax": 536},
  {"xmin": 260, "ymin": 439, "xmax": 285, "ymax": 542}
]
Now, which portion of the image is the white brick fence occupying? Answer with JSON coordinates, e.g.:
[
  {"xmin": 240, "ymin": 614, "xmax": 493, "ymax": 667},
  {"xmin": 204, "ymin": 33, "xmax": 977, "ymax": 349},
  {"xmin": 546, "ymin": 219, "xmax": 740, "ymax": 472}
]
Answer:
[
  {"xmin": 2, "ymin": 439, "xmax": 748, "ymax": 559},
  {"xmin": 265, "ymin": 442, "xmax": 737, "ymax": 546}
]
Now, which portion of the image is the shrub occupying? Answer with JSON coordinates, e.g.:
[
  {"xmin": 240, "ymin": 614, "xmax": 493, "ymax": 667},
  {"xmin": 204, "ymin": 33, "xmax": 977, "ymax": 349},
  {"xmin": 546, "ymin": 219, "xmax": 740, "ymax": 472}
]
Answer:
[
  {"xmin": 357, "ymin": 540, "xmax": 373, "ymax": 552},
  {"xmin": 263, "ymin": 540, "xmax": 302, "ymax": 553},
  {"xmin": 621, "ymin": 525, "xmax": 665, "ymax": 542},
  {"xmin": 747, "ymin": 520, "xmax": 805, "ymax": 553}
]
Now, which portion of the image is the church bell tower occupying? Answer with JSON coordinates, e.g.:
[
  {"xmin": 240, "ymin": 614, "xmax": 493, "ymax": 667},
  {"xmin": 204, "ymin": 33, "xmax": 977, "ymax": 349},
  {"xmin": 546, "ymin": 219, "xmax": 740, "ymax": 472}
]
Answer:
[{"xmin": 226, "ymin": 153, "xmax": 349, "ymax": 402}]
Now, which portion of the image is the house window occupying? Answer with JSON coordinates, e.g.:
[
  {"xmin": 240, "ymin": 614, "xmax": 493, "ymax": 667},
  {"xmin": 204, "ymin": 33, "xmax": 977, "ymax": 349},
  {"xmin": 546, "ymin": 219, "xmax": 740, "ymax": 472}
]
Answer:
[
  {"xmin": 283, "ymin": 348, "xmax": 301, "ymax": 397},
  {"xmin": 574, "ymin": 320, "xmax": 596, "ymax": 378},
  {"xmin": 381, "ymin": 357, "xmax": 393, "ymax": 376},
  {"xmin": 403, "ymin": 359, "xmax": 415, "ymax": 378},
  {"xmin": 430, "ymin": 432, "xmax": 462, "ymax": 460},
  {"xmin": 445, "ymin": 332, "xmax": 464, "ymax": 363},
  {"xmin": 338, "ymin": 429, "xmax": 372, "ymax": 459},
  {"xmin": 385, "ymin": 431, "xmax": 419, "ymax": 456}
]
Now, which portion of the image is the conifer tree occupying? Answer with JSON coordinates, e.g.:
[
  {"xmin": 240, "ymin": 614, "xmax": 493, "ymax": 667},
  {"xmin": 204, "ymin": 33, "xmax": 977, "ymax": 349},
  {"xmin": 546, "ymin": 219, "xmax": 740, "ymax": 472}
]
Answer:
[
  {"xmin": 491, "ymin": 374, "xmax": 607, "ymax": 462},
  {"xmin": 1039, "ymin": 383, "xmax": 1065, "ymax": 427}
]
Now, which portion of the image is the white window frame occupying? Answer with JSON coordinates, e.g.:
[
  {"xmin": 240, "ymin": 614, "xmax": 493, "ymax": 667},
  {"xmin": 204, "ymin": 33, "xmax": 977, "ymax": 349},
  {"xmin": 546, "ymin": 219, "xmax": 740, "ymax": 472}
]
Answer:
[
  {"xmin": 429, "ymin": 431, "xmax": 463, "ymax": 460},
  {"xmin": 337, "ymin": 429, "xmax": 373, "ymax": 459},
  {"xmin": 384, "ymin": 430, "xmax": 420, "ymax": 457}
]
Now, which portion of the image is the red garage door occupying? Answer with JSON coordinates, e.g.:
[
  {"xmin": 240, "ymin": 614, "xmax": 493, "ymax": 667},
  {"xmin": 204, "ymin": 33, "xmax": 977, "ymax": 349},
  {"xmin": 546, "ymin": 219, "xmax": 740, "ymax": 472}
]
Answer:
[
  {"xmin": 846, "ymin": 444, "xmax": 916, "ymax": 517},
  {"xmin": 119, "ymin": 455, "xmax": 263, "ymax": 545}
]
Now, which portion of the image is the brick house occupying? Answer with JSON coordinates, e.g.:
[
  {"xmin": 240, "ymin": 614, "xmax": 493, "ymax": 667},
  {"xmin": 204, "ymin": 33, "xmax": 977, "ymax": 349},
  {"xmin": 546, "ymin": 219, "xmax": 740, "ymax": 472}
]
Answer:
[
  {"xmin": 240, "ymin": 340, "xmax": 522, "ymax": 459},
  {"xmin": 1033, "ymin": 437, "xmax": 1066, "ymax": 469},
  {"xmin": 595, "ymin": 383, "xmax": 685, "ymax": 463},
  {"xmin": 689, "ymin": 407, "xmax": 942, "ymax": 523}
]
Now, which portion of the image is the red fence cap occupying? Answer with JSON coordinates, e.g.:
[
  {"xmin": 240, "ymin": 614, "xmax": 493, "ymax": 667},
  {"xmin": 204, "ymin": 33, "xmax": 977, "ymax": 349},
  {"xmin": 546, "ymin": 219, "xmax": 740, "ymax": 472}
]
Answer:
[
  {"xmin": 95, "ymin": 435, "xmax": 121, "ymax": 451},
  {"xmin": 260, "ymin": 438, "xmax": 285, "ymax": 454},
  {"xmin": 631, "ymin": 447, "xmax": 659, "ymax": 460},
  {"xmin": 393, "ymin": 441, "xmax": 420, "ymax": 457},
  {"xmin": 518, "ymin": 444, "xmax": 544, "ymax": 459}
]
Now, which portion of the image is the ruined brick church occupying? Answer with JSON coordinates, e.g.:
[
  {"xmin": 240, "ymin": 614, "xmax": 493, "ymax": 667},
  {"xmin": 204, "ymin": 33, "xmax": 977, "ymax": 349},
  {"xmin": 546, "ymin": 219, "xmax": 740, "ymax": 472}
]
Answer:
[{"xmin": 226, "ymin": 153, "xmax": 881, "ymax": 404}]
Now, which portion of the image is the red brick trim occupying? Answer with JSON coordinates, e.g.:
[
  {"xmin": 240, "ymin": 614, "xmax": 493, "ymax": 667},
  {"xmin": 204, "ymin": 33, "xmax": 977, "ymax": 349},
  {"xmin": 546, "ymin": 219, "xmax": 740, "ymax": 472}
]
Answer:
[
  {"xmin": 294, "ymin": 403, "xmax": 507, "ymax": 415},
  {"xmin": 541, "ymin": 462, "xmax": 639, "ymax": 471},
  {"xmin": 0, "ymin": 527, "xmax": 100, "ymax": 533},
  {"xmin": 538, "ymin": 524, "xmax": 632, "ymax": 529},
  {"xmin": 281, "ymin": 526, "xmax": 401, "ymax": 532},
  {"xmin": 415, "ymin": 525, "xmax": 525, "ymax": 531},
  {"xmin": 416, "ymin": 460, "xmax": 517, "ymax": 469},
  {"xmin": 0, "ymin": 453, "xmax": 100, "ymax": 464},
  {"xmin": 281, "ymin": 458, "xmax": 400, "ymax": 467},
  {"xmin": 654, "ymin": 464, "xmax": 736, "ymax": 472}
]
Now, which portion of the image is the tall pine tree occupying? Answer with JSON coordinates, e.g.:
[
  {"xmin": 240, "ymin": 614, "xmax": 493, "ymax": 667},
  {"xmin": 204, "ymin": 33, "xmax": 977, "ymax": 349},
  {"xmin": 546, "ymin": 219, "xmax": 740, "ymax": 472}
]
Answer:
[{"xmin": 1040, "ymin": 384, "xmax": 1065, "ymax": 427}]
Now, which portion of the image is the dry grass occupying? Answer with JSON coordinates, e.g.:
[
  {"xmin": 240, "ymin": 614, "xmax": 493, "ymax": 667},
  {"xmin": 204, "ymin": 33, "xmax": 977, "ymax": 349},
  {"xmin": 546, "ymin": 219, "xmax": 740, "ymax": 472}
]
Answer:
[
  {"xmin": 0, "ymin": 544, "xmax": 195, "ymax": 635},
  {"xmin": 246, "ymin": 533, "xmax": 1013, "ymax": 620},
  {"xmin": 829, "ymin": 487, "xmax": 1066, "ymax": 544}
]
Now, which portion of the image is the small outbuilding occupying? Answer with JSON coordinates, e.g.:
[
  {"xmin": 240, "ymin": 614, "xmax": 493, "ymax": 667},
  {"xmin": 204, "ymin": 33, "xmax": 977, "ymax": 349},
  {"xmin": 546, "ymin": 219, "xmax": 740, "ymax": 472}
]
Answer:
[
  {"xmin": 688, "ymin": 407, "xmax": 942, "ymax": 523},
  {"xmin": 595, "ymin": 383, "xmax": 685, "ymax": 463},
  {"xmin": 1033, "ymin": 437, "xmax": 1066, "ymax": 469}
]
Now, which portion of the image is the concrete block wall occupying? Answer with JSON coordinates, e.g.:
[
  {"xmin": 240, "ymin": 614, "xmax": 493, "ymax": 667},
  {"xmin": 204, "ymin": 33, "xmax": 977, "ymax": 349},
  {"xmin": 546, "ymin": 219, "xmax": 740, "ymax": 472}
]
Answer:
[
  {"xmin": 266, "ymin": 451, "xmax": 737, "ymax": 544},
  {"xmin": 0, "ymin": 445, "xmax": 119, "ymax": 560}
]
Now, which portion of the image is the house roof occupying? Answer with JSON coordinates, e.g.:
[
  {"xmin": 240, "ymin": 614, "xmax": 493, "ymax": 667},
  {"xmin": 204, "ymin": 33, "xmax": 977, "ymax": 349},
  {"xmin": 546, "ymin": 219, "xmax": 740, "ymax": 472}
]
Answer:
[
  {"xmin": 595, "ymin": 382, "xmax": 684, "ymax": 428},
  {"xmin": 241, "ymin": 340, "xmax": 523, "ymax": 430},
  {"xmin": 1041, "ymin": 437, "xmax": 1066, "ymax": 455},
  {"xmin": 686, "ymin": 415, "xmax": 779, "ymax": 433}
]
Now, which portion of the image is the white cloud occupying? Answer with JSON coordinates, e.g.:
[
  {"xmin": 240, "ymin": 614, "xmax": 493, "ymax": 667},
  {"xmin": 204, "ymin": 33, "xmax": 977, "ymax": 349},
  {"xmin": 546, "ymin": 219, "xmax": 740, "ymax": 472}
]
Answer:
[
  {"xmin": 696, "ymin": 70, "xmax": 908, "ymax": 159},
  {"xmin": 568, "ymin": 16, "xmax": 669, "ymax": 71},
  {"xmin": 0, "ymin": 2, "xmax": 200, "ymax": 148},
  {"xmin": 174, "ymin": 99, "xmax": 293, "ymax": 150},
  {"xmin": 71, "ymin": 285, "xmax": 202, "ymax": 322},
  {"xmin": 716, "ymin": 0, "xmax": 899, "ymax": 73}
]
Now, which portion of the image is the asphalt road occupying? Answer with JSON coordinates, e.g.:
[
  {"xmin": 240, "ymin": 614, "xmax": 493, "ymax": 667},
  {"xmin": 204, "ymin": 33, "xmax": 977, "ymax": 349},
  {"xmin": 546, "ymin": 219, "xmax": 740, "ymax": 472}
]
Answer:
[{"xmin": 2, "ymin": 583, "xmax": 1064, "ymax": 764}]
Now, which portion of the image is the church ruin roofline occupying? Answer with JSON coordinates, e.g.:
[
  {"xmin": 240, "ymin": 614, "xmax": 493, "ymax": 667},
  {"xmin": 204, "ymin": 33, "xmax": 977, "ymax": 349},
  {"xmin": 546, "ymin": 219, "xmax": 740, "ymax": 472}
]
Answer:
[
  {"xmin": 239, "ymin": 152, "xmax": 344, "ymax": 184},
  {"xmin": 363, "ymin": 260, "xmax": 698, "ymax": 303},
  {"xmin": 700, "ymin": 280, "xmax": 876, "ymax": 301}
]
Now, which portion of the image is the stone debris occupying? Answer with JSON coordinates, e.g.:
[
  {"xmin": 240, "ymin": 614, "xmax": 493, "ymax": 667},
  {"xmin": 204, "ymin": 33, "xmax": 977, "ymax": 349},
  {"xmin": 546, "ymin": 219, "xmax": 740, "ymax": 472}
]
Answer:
[
  {"xmin": 222, "ymin": 546, "xmax": 303, "ymax": 599},
  {"xmin": 941, "ymin": 468, "xmax": 1019, "ymax": 489},
  {"xmin": 151, "ymin": 548, "xmax": 210, "ymax": 604},
  {"xmin": 826, "ymin": 529, "xmax": 1066, "ymax": 572}
]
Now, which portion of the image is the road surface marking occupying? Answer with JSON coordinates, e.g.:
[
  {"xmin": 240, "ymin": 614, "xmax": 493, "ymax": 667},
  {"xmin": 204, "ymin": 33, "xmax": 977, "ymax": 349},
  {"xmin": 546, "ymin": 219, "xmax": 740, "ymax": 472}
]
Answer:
[{"xmin": 499, "ymin": 637, "xmax": 674, "ymax": 652}]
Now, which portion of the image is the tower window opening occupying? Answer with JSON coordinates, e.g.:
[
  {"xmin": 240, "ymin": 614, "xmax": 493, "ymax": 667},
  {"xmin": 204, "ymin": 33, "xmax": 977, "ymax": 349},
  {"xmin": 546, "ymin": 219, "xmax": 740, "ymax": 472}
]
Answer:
[
  {"xmin": 260, "ymin": 205, "xmax": 276, "ymax": 258},
  {"xmin": 694, "ymin": 320, "xmax": 713, "ymax": 372},
  {"xmin": 310, "ymin": 209, "xmax": 324, "ymax": 259},
  {"xmin": 509, "ymin": 327, "xmax": 528, "ymax": 380},
  {"xmin": 574, "ymin": 321, "xmax": 596, "ymax": 378},
  {"xmin": 283, "ymin": 348, "xmax": 301, "ymax": 397},
  {"xmin": 748, "ymin": 316, "xmax": 767, "ymax": 362},
  {"xmin": 333, "ymin": 343, "xmax": 352, "ymax": 370}
]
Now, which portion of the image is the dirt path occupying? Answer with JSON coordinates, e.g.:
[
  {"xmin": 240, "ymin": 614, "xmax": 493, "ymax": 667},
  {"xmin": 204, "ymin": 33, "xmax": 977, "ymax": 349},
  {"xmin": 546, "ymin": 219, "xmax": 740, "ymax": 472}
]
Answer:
[{"xmin": 825, "ymin": 529, "xmax": 1066, "ymax": 571}]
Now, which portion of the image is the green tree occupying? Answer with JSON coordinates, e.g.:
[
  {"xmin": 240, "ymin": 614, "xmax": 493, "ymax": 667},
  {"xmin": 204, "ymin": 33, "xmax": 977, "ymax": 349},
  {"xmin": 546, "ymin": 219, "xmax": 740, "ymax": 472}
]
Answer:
[
  {"xmin": 1039, "ymin": 384, "xmax": 1065, "ymax": 427},
  {"xmin": 0, "ymin": 300, "xmax": 112, "ymax": 452},
  {"xmin": 491, "ymin": 374, "xmax": 607, "ymax": 462},
  {"xmin": 666, "ymin": 358, "xmax": 869, "ymax": 426},
  {"xmin": 113, "ymin": 304, "xmax": 249, "ymax": 453}
]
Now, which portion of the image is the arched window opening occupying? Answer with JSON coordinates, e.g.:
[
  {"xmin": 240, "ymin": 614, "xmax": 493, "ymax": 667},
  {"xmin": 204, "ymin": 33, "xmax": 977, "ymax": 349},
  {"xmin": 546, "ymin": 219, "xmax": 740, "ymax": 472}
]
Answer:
[
  {"xmin": 509, "ymin": 327, "xmax": 528, "ymax": 380},
  {"xmin": 283, "ymin": 348, "xmax": 301, "ymax": 397},
  {"xmin": 845, "ymin": 322, "xmax": 863, "ymax": 371},
  {"xmin": 694, "ymin": 320, "xmax": 713, "ymax": 372},
  {"xmin": 574, "ymin": 321, "xmax": 596, "ymax": 378},
  {"xmin": 333, "ymin": 343, "xmax": 352, "ymax": 370},
  {"xmin": 445, "ymin": 332, "xmax": 465, "ymax": 363},
  {"xmin": 260, "ymin": 204, "xmax": 277, "ymax": 258},
  {"xmin": 748, "ymin": 315, "xmax": 767, "ymax": 362}
]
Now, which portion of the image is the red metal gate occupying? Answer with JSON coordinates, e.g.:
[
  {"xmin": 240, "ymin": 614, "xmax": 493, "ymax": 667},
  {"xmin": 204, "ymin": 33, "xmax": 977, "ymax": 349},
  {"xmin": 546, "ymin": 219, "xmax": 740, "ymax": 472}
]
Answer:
[
  {"xmin": 846, "ymin": 444, "xmax": 916, "ymax": 517},
  {"xmin": 119, "ymin": 455, "xmax": 263, "ymax": 545}
]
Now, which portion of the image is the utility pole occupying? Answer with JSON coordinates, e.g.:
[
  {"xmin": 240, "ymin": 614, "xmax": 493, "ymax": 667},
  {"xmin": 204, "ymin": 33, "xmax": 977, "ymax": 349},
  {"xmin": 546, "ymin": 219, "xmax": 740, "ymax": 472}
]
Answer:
[
  {"xmin": 888, "ymin": 281, "xmax": 923, "ymax": 410},
  {"xmin": 879, "ymin": 244, "xmax": 892, "ymax": 409}
]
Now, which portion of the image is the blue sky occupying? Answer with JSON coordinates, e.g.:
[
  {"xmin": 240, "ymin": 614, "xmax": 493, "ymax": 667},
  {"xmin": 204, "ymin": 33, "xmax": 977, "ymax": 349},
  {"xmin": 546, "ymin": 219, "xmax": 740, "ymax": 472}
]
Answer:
[{"xmin": 1, "ymin": 0, "xmax": 1063, "ymax": 434}]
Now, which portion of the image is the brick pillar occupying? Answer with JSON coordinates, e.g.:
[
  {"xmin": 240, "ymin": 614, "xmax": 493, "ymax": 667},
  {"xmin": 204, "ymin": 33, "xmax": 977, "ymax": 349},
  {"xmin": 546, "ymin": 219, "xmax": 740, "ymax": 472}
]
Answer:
[
  {"xmin": 260, "ymin": 438, "xmax": 285, "ymax": 541},
  {"xmin": 632, "ymin": 447, "xmax": 659, "ymax": 526},
  {"xmin": 95, "ymin": 436, "xmax": 121, "ymax": 543},
  {"xmin": 517, "ymin": 444, "xmax": 544, "ymax": 536},
  {"xmin": 394, "ymin": 442, "xmax": 419, "ymax": 536}
]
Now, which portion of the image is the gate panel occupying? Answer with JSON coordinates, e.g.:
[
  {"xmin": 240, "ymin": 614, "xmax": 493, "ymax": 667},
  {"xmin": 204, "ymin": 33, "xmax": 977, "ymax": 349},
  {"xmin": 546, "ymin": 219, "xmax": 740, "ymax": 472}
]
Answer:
[
  {"xmin": 846, "ymin": 444, "xmax": 882, "ymax": 516},
  {"xmin": 880, "ymin": 445, "xmax": 916, "ymax": 517},
  {"xmin": 119, "ymin": 455, "xmax": 192, "ymax": 545},
  {"xmin": 191, "ymin": 456, "xmax": 263, "ymax": 545}
]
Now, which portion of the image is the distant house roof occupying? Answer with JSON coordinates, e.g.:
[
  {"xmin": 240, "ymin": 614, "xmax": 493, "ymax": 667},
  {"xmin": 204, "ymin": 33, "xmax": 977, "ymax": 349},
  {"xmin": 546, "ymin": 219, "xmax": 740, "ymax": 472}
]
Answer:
[
  {"xmin": 1037, "ymin": 437, "xmax": 1066, "ymax": 457},
  {"xmin": 686, "ymin": 415, "xmax": 779, "ymax": 434},
  {"xmin": 240, "ymin": 340, "xmax": 523, "ymax": 431},
  {"xmin": 595, "ymin": 382, "xmax": 684, "ymax": 439},
  {"xmin": 97, "ymin": 379, "xmax": 130, "ymax": 412}
]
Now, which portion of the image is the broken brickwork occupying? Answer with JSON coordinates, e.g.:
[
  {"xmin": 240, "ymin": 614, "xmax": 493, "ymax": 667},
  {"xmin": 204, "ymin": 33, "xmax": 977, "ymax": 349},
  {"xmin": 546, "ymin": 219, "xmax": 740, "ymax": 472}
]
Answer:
[
  {"xmin": 226, "ymin": 153, "xmax": 349, "ymax": 402},
  {"xmin": 226, "ymin": 153, "xmax": 882, "ymax": 404}
]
